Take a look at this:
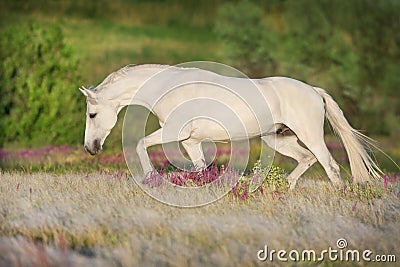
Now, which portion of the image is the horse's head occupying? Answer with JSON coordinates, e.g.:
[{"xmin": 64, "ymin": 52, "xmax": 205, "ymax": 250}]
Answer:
[{"xmin": 79, "ymin": 87, "xmax": 119, "ymax": 155}]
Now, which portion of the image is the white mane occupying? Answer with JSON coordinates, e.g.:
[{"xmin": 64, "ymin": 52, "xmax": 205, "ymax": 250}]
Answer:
[{"xmin": 94, "ymin": 64, "xmax": 172, "ymax": 92}]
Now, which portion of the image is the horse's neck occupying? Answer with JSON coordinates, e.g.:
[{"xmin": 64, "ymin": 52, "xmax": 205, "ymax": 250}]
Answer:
[{"xmin": 101, "ymin": 67, "xmax": 166, "ymax": 109}]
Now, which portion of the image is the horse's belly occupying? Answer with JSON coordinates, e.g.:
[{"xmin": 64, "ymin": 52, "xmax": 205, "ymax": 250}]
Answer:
[{"xmin": 188, "ymin": 117, "xmax": 265, "ymax": 141}]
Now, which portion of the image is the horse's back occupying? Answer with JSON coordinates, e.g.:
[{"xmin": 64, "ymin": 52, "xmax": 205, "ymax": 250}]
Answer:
[{"xmin": 257, "ymin": 76, "xmax": 326, "ymax": 129}]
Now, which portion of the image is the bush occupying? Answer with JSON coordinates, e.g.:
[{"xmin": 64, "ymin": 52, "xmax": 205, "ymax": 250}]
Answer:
[
  {"xmin": 214, "ymin": 0, "xmax": 278, "ymax": 77},
  {"xmin": 0, "ymin": 22, "xmax": 84, "ymax": 147},
  {"xmin": 214, "ymin": 0, "xmax": 400, "ymax": 136}
]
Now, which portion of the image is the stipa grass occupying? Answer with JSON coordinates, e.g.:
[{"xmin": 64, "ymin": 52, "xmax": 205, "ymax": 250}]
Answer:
[
  {"xmin": 0, "ymin": 171, "xmax": 399, "ymax": 266},
  {"xmin": 339, "ymin": 173, "xmax": 399, "ymax": 201}
]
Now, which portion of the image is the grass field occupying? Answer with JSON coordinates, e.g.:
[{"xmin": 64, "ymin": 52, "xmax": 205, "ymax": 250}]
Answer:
[
  {"xmin": 0, "ymin": 171, "xmax": 399, "ymax": 266},
  {"xmin": 1, "ymin": 1, "xmax": 399, "ymax": 266},
  {"xmin": 0, "ymin": 142, "xmax": 399, "ymax": 266}
]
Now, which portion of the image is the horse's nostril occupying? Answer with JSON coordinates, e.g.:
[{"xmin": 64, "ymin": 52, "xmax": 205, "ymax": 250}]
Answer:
[
  {"xmin": 93, "ymin": 139, "xmax": 101, "ymax": 151},
  {"xmin": 84, "ymin": 145, "xmax": 96, "ymax": 155},
  {"xmin": 84, "ymin": 145, "xmax": 93, "ymax": 155},
  {"xmin": 83, "ymin": 140, "xmax": 101, "ymax": 155}
]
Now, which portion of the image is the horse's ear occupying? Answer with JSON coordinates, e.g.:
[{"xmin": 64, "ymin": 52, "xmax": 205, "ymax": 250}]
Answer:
[
  {"xmin": 79, "ymin": 86, "xmax": 98, "ymax": 103},
  {"xmin": 79, "ymin": 87, "xmax": 88, "ymax": 97}
]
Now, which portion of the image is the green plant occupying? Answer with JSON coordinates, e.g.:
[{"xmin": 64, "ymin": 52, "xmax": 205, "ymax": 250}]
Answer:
[
  {"xmin": 254, "ymin": 160, "xmax": 288, "ymax": 193},
  {"xmin": 232, "ymin": 160, "xmax": 288, "ymax": 200},
  {"xmin": 214, "ymin": 0, "xmax": 400, "ymax": 136},
  {"xmin": 0, "ymin": 22, "xmax": 84, "ymax": 146},
  {"xmin": 214, "ymin": 0, "xmax": 278, "ymax": 77}
]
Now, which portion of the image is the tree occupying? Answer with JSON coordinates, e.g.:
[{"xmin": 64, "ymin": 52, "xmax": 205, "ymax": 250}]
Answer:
[
  {"xmin": 0, "ymin": 22, "xmax": 84, "ymax": 146},
  {"xmin": 215, "ymin": 0, "xmax": 400, "ymax": 135},
  {"xmin": 214, "ymin": 0, "xmax": 278, "ymax": 77}
]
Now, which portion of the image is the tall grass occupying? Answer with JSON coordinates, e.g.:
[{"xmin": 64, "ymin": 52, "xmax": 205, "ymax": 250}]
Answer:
[
  {"xmin": 0, "ymin": 140, "xmax": 398, "ymax": 265},
  {"xmin": 0, "ymin": 171, "xmax": 398, "ymax": 266}
]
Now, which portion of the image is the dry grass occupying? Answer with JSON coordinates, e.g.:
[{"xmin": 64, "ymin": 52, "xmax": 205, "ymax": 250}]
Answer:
[{"xmin": 0, "ymin": 171, "xmax": 399, "ymax": 266}]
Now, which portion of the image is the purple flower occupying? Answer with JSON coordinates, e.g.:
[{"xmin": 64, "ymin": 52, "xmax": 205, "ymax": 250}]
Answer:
[
  {"xmin": 142, "ymin": 171, "xmax": 164, "ymax": 187},
  {"xmin": 352, "ymin": 200, "xmax": 358, "ymax": 211},
  {"xmin": 0, "ymin": 149, "xmax": 8, "ymax": 159}
]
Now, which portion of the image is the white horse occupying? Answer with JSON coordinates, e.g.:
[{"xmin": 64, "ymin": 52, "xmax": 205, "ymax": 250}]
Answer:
[{"xmin": 80, "ymin": 64, "xmax": 382, "ymax": 189}]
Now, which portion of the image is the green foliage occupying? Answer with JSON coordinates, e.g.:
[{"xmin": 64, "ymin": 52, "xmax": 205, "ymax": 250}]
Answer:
[
  {"xmin": 253, "ymin": 160, "xmax": 288, "ymax": 193},
  {"xmin": 0, "ymin": 22, "xmax": 84, "ymax": 146},
  {"xmin": 281, "ymin": 0, "xmax": 400, "ymax": 135},
  {"xmin": 214, "ymin": 0, "xmax": 278, "ymax": 77},
  {"xmin": 215, "ymin": 0, "xmax": 400, "ymax": 135},
  {"xmin": 234, "ymin": 160, "xmax": 288, "ymax": 200}
]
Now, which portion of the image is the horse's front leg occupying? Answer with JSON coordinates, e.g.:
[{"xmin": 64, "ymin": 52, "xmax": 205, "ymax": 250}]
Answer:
[
  {"xmin": 136, "ymin": 128, "xmax": 164, "ymax": 174},
  {"xmin": 136, "ymin": 127, "xmax": 191, "ymax": 175}
]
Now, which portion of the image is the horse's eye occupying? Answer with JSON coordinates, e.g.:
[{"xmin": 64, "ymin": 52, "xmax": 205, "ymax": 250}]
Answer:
[{"xmin": 89, "ymin": 113, "xmax": 97, "ymax": 119}]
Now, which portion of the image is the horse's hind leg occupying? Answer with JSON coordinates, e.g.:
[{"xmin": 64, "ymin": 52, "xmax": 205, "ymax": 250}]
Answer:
[
  {"xmin": 293, "ymin": 128, "xmax": 342, "ymax": 187},
  {"xmin": 307, "ymin": 142, "xmax": 342, "ymax": 187},
  {"xmin": 181, "ymin": 139, "xmax": 206, "ymax": 170},
  {"xmin": 262, "ymin": 133, "xmax": 317, "ymax": 189}
]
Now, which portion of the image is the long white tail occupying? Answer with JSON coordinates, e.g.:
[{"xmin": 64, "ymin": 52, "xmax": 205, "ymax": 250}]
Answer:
[{"xmin": 314, "ymin": 87, "xmax": 383, "ymax": 182}]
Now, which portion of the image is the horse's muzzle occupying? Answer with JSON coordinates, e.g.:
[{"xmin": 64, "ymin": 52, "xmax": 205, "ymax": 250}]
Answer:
[{"xmin": 84, "ymin": 139, "xmax": 102, "ymax": 155}]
